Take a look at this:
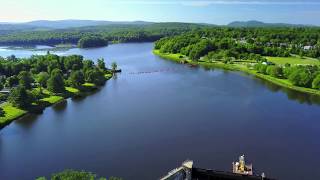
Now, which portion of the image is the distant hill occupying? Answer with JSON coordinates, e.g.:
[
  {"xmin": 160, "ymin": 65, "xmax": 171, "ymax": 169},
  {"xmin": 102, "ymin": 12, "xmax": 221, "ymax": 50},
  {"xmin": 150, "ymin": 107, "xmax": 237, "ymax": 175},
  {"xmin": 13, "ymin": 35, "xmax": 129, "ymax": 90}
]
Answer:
[
  {"xmin": 0, "ymin": 20, "xmax": 154, "ymax": 30},
  {"xmin": 0, "ymin": 20, "xmax": 316, "ymax": 31},
  {"xmin": 227, "ymin": 20, "xmax": 313, "ymax": 27}
]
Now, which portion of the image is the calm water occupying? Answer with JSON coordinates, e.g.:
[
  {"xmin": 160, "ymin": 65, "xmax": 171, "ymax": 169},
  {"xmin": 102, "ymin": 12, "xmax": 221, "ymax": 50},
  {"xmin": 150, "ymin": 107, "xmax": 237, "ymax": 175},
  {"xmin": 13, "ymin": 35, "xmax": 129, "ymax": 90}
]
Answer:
[{"xmin": 0, "ymin": 43, "xmax": 320, "ymax": 180}]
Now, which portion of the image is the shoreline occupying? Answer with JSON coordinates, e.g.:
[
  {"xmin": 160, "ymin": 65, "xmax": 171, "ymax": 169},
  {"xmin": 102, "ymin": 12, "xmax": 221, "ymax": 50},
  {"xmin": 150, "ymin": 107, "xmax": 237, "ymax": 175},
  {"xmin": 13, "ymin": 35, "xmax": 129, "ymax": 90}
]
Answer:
[
  {"xmin": 153, "ymin": 50, "xmax": 320, "ymax": 96},
  {"xmin": 0, "ymin": 75, "xmax": 113, "ymax": 130}
]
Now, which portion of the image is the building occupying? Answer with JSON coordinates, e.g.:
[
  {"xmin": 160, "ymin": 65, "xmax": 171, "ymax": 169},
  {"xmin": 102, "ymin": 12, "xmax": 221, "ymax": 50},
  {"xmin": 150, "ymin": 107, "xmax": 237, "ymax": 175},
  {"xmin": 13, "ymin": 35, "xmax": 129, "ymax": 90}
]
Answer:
[
  {"xmin": 303, "ymin": 46, "xmax": 314, "ymax": 51},
  {"xmin": 232, "ymin": 155, "xmax": 253, "ymax": 175},
  {"xmin": 161, "ymin": 158, "xmax": 273, "ymax": 180}
]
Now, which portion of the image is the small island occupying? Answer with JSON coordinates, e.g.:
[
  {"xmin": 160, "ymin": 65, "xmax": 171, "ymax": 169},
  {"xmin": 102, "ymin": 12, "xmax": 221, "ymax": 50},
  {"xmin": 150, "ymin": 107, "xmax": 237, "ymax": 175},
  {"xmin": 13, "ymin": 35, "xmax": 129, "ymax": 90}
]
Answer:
[
  {"xmin": 78, "ymin": 35, "xmax": 108, "ymax": 48},
  {"xmin": 0, "ymin": 54, "xmax": 119, "ymax": 129}
]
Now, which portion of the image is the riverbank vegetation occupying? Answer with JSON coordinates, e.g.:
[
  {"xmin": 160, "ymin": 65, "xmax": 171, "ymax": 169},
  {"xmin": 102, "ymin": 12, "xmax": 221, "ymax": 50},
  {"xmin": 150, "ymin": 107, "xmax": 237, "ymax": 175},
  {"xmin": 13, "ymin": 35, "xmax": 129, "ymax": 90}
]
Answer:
[
  {"xmin": 35, "ymin": 169, "xmax": 122, "ymax": 180},
  {"xmin": 154, "ymin": 27, "xmax": 320, "ymax": 95},
  {"xmin": 0, "ymin": 54, "xmax": 116, "ymax": 129}
]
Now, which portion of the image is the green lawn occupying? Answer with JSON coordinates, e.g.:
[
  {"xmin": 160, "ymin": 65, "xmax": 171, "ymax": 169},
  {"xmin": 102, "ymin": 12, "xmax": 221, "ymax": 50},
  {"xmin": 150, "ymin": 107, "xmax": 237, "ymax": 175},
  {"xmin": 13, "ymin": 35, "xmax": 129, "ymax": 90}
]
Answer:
[
  {"xmin": 83, "ymin": 83, "xmax": 96, "ymax": 87},
  {"xmin": 0, "ymin": 103, "xmax": 27, "ymax": 125},
  {"xmin": 105, "ymin": 73, "xmax": 113, "ymax": 79},
  {"xmin": 153, "ymin": 50, "xmax": 186, "ymax": 62},
  {"xmin": 65, "ymin": 87, "xmax": 80, "ymax": 94},
  {"xmin": 40, "ymin": 96, "xmax": 64, "ymax": 104},
  {"xmin": 267, "ymin": 56, "xmax": 320, "ymax": 66}
]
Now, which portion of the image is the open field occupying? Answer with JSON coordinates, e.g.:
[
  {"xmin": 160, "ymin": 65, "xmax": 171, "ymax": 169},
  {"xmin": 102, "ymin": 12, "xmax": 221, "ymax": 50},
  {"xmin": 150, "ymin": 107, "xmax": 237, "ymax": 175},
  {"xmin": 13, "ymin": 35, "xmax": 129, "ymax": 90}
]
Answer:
[{"xmin": 267, "ymin": 56, "xmax": 320, "ymax": 66}]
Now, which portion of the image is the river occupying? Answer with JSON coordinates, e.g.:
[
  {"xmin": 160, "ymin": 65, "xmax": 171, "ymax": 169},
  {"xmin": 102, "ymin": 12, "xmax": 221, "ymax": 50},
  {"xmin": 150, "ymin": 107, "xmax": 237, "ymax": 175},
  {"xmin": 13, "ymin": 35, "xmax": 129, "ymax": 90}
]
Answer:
[{"xmin": 0, "ymin": 43, "xmax": 320, "ymax": 180}]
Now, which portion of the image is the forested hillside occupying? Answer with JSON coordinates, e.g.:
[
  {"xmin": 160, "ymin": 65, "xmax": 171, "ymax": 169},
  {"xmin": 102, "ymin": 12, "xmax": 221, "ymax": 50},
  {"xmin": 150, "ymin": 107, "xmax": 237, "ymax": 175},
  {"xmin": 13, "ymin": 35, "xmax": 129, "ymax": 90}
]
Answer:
[{"xmin": 0, "ymin": 23, "xmax": 206, "ymax": 46}]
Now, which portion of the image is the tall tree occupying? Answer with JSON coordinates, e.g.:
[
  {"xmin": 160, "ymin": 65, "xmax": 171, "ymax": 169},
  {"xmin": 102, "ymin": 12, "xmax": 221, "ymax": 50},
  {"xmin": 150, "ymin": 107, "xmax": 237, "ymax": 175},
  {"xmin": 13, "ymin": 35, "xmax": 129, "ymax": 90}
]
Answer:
[
  {"xmin": 18, "ymin": 71, "xmax": 33, "ymax": 89},
  {"xmin": 69, "ymin": 71, "xmax": 85, "ymax": 88},
  {"xmin": 47, "ymin": 69, "xmax": 65, "ymax": 93},
  {"xmin": 36, "ymin": 72, "xmax": 49, "ymax": 92},
  {"xmin": 8, "ymin": 85, "xmax": 32, "ymax": 108},
  {"xmin": 111, "ymin": 62, "xmax": 117, "ymax": 72},
  {"xmin": 85, "ymin": 69, "xmax": 106, "ymax": 86},
  {"xmin": 97, "ymin": 58, "xmax": 106, "ymax": 71}
]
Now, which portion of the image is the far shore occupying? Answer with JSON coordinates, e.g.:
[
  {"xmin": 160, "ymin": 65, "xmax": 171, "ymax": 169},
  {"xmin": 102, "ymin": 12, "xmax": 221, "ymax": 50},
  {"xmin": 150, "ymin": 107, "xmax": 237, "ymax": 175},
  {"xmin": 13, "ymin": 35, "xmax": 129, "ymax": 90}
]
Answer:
[{"xmin": 153, "ymin": 50, "xmax": 320, "ymax": 96}]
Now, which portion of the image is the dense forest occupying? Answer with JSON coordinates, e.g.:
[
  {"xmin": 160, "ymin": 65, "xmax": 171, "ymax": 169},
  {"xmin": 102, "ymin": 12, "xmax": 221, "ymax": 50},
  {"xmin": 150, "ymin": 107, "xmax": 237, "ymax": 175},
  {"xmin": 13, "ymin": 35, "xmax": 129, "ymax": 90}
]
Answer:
[
  {"xmin": 0, "ymin": 23, "xmax": 206, "ymax": 46},
  {"xmin": 154, "ymin": 27, "xmax": 320, "ymax": 91}
]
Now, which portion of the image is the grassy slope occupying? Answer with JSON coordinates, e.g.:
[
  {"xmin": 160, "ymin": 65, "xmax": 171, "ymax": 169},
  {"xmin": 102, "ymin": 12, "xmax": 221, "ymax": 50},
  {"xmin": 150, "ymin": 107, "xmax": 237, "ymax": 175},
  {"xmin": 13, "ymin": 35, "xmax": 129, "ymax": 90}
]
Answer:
[
  {"xmin": 0, "ymin": 103, "xmax": 27, "ymax": 127},
  {"xmin": 267, "ymin": 56, "xmax": 320, "ymax": 66},
  {"xmin": 154, "ymin": 50, "xmax": 320, "ymax": 96},
  {"xmin": 41, "ymin": 96, "xmax": 64, "ymax": 104}
]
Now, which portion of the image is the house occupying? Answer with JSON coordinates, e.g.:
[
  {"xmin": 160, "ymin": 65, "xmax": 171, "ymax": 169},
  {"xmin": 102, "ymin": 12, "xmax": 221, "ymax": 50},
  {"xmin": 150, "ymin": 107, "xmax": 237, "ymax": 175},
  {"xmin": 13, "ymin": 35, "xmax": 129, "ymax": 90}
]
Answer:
[
  {"xmin": 262, "ymin": 61, "xmax": 273, "ymax": 65},
  {"xmin": 280, "ymin": 43, "xmax": 288, "ymax": 47},
  {"xmin": 303, "ymin": 45, "xmax": 314, "ymax": 51}
]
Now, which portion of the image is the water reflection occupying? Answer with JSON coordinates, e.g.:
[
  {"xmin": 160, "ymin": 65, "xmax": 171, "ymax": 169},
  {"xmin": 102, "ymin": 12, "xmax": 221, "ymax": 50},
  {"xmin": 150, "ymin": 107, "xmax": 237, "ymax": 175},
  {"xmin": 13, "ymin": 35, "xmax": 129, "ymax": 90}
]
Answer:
[
  {"xmin": 253, "ymin": 77, "xmax": 320, "ymax": 105},
  {"xmin": 14, "ymin": 114, "xmax": 40, "ymax": 130},
  {"xmin": 71, "ymin": 88, "xmax": 102, "ymax": 103},
  {"xmin": 52, "ymin": 100, "xmax": 68, "ymax": 112}
]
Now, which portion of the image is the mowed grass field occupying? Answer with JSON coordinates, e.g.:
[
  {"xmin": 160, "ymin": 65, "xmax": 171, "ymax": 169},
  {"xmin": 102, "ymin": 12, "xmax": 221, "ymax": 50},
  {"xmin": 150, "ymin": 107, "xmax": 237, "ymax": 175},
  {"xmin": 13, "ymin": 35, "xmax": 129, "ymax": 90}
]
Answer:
[
  {"xmin": 267, "ymin": 56, "xmax": 320, "ymax": 66},
  {"xmin": 0, "ymin": 103, "xmax": 27, "ymax": 125}
]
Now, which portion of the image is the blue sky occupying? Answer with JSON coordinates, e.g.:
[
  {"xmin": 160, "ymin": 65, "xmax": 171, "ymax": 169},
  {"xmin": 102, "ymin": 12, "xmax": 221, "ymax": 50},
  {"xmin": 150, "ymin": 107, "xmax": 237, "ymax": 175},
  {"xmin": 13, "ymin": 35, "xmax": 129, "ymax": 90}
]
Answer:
[{"xmin": 1, "ymin": 0, "xmax": 320, "ymax": 25}]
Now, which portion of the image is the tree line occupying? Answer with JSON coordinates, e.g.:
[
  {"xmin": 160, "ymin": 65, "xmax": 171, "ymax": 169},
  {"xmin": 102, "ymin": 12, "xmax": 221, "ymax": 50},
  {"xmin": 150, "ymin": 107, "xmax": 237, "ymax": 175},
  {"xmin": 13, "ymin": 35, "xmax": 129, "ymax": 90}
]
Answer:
[
  {"xmin": 155, "ymin": 27, "xmax": 320, "ymax": 61},
  {"xmin": 0, "ymin": 23, "xmax": 205, "ymax": 46},
  {"xmin": 254, "ymin": 63, "xmax": 320, "ymax": 89}
]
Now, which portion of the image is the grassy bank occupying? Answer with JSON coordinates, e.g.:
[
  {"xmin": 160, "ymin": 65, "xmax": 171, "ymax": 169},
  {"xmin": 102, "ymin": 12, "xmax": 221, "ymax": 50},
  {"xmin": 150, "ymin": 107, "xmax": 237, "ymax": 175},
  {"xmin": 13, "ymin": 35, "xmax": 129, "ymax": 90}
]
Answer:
[
  {"xmin": 0, "ymin": 103, "xmax": 27, "ymax": 128},
  {"xmin": 153, "ymin": 50, "xmax": 320, "ymax": 96},
  {"xmin": 0, "ymin": 73, "xmax": 113, "ymax": 130}
]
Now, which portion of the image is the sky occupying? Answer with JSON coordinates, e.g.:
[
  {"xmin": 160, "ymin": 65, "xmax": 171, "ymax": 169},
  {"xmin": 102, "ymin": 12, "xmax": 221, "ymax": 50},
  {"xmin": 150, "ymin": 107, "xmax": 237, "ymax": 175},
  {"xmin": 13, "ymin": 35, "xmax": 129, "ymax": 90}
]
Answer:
[{"xmin": 1, "ymin": 0, "xmax": 320, "ymax": 25}]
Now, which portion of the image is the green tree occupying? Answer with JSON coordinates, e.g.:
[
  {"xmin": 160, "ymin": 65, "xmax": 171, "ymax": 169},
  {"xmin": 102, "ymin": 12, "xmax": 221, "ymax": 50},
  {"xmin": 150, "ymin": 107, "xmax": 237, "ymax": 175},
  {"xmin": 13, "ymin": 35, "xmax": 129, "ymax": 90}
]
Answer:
[
  {"xmin": 47, "ymin": 69, "xmax": 65, "ymax": 93},
  {"xmin": 36, "ymin": 72, "xmax": 49, "ymax": 92},
  {"xmin": 97, "ymin": 58, "xmax": 106, "ymax": 71},
  {"xmin": 85, "ymin": 69, "xmax": 106, "ymax": 86},
  {"xmin": 111, "ymin": 62, "xmax": 117, "ymax": 72},
  {"xmin": 0, "ymin": 82, "xmax": 3, "ymax": 91},
  {"xmin": 8, "ymin": 85, "xmax": 32, "ymax": 108},
  {"xmin": 5, "ymin": 76, "xmax": 18, "ymax": 88},
  {"xmin": 18, "ymin": 71, "xmax": 33, "ymax": 89},
  {"xmin": 69, "ymin": 70, "xmax": 85, "ymax": 88},
  {"xmin": 289, "ymin": 69, "xmax": 313, "ymax": 87},
  {"xmin": 255, "ymin": 63, "xmax": 268, "ymax": 74},
  {"xmin": 312, "ymin": 74, "xmax": 320, "ymax": 89},
  {"xmin": 78, "ymin": 36, "xmax": 108, "ymax": 48},
  {"xmin": 51, "ymin": 170, "xmax": 96, "ymax": 180},
  {"xmin": 266, "ymin": 66, "xmax": 283, "ymax": 78},
  {"xmin": 83, "ymin": 60, "xmax": 95, "ymax": 72},
  {"xmin": 0, "ymin": 107, "xmax": 5, "ymax": 117}
]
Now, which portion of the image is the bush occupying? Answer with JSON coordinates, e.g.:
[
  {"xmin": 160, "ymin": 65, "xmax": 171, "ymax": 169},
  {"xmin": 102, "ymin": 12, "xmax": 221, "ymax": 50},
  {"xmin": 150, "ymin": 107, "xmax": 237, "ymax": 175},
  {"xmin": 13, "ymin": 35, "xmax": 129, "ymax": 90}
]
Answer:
[
  {"xmin": 266, "ymin": 66, "xmax": 283, "ymax": 78},
  {"xmin": 312, "ymin": 74, "xmax": 320, "ymax": 89},
  {"xmin": 289, "ymin": 69, "xmax": 313, "ymax": 87},
  {"xmin": 35, "ymin": 169, "xmax": 122, "ymax": 180},
  {"xmin": 8, "ymin": 86, "xmax": 32, "ymax": 108}
]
